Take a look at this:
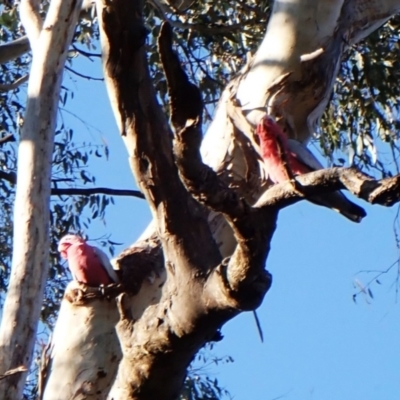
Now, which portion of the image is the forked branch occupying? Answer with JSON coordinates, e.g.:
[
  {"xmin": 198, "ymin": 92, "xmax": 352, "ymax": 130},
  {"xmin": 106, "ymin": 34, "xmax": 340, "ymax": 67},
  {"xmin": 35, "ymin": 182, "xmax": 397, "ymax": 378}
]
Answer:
[{"xmin": 159, "ymin": 22, "xmax": 274, "ymax": 309}]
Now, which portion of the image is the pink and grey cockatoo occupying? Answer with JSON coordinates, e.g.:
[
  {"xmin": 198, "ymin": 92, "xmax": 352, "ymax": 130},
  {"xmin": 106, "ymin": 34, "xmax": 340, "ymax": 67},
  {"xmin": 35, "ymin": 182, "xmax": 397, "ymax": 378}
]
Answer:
[
  {"xmin": 256, "ymin": 116, "xmax": 366, "ymax": 222},
  {"xmin": 58, "ymin": 234, "xmax": 119, "ymax": 286}
]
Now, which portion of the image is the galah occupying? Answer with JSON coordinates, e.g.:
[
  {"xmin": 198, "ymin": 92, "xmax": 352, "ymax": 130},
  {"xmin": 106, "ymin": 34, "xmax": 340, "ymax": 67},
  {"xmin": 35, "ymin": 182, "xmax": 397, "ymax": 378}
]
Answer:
[
  {"xmin": 256, "ymin": 116, "xmax": 366, "ymax": 222},
  {"xmin": 58, "ymin": 234, "xmax": 119, "ymax": 286}
]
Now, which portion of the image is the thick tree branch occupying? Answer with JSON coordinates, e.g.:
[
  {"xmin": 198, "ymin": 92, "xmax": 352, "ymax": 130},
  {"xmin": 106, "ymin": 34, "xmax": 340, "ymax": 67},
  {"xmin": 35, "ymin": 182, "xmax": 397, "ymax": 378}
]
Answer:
[
  {"xmin": 159, "ymin": 23, "xmax": 245, "ymax": 221},
  {"xmin": 159, "ymin": 21, "xmax": 273, "ymax": 310},
  {"xmin": 93, "ymin": 2, "xmax": 227, "ymax": 399},
  {"xmin": 255, "ymin": 167, "xmax": 400, "ymax": 209},
  {"xmin": 349, "ymin": 0, "xmax": 400, "ymax": 44}
]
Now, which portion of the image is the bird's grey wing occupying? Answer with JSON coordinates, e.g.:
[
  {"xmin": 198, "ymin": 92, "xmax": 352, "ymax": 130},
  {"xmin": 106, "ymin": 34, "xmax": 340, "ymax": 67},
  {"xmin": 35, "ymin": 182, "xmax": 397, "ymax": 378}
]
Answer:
[
  {"xmin": 93, "ymin": 247, "xmax": 120, "ymax": 283},
  {"xmin": 287, "ymin": 139, "xmax": 324, "ymax": 170}
]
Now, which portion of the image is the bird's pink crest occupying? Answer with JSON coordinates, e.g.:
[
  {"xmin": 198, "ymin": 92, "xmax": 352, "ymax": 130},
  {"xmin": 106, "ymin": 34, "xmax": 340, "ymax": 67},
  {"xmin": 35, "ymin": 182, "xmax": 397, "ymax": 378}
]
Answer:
[{"xmin": 58, "ymin": 234, "xmax": 85, "ymax": 259}]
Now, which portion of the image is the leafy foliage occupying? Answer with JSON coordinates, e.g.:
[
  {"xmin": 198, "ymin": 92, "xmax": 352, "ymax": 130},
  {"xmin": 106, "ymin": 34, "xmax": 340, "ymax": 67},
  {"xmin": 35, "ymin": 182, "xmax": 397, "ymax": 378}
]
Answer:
[
  {"xmin": 321, "ymin": 17, "xmax": 400, "ymax": 178},
  {"xmin": 180, "ymin": 348, "xmax": 233, "ymax": 400},
  {"xmin": 145, "ymin": 0, "xmax": 272, "ymax": 120}
]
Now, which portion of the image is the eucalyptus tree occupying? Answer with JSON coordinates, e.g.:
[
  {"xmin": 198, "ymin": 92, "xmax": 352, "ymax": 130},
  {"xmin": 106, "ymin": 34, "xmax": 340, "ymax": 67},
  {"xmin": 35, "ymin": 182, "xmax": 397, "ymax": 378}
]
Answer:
[{"xmin": 1, "ymin": 1, "xmax": 400, "ymax": 400}]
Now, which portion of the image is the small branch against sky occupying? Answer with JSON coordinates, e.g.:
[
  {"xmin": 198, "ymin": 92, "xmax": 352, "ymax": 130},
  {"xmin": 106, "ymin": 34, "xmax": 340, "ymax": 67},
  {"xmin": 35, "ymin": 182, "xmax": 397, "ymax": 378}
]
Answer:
[
  {"xmin": 51, "ymin": 187, "xmax": 144, "ymax": 198},
  {"xmin": 0, "ymin": 74, "xmax": 29, "ymax": 92},
  {"xmin": 0, "ymin": 170, "xmax": 144, "ymax": 198},
  {"xmin": 65, "ymin": 65, "xmax": 104, "ymax": 81},
  {"xmin": 71, "ymin": 45, "xmax": 102, "ymax": 58},
  {"xmin": 0, "ymin": 134, "xmax": 15, "ymax": 146}
]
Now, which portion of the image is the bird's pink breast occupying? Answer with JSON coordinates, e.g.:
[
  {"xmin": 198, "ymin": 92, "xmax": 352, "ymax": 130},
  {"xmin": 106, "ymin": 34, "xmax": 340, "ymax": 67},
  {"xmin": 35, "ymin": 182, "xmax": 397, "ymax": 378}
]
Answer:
[
  {"xmin": 66, "ymin": 243, "xmax": 112, "ymax": 286},
  {"xmin": 259, "ymin": 136, "xmax": 290, "ymax": 183},
  {"xmin": 257, "ymin": 119, "xmax": 312, "ymax": 183}
]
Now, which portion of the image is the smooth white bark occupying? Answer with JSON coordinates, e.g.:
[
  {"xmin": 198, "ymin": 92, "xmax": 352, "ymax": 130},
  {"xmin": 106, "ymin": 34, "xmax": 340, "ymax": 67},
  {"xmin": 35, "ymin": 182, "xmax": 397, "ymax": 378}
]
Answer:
[
  {"xmin": 42, "ymin": 267, "xmax": 166, "ymax": 400},
  {"xmin": 19, "ymin": 0, "xmax": 42, "ymax": 48},
  {"xmin": 0, "ymin": 1, "xmax": 83, "ymax": 398},
  {"xmin": 42, "ymin": 283, "xmax": 122, "ymax": 400}
]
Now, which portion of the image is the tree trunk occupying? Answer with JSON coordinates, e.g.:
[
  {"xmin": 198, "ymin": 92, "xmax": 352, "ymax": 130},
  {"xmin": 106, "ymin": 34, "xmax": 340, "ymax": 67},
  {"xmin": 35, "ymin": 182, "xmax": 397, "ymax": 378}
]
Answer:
[
  {"xmin": 41, "ymin": 237, "xmax": 166, "ymax": 400},
  {"xmin": 0, "ymin": 1, "xmax": 83, "ymax": 398},
  {"xmin": 40, "ymin": 282, "xmax": 122, "ymax": 400},
  {"xmin": 39, "ymin": 1, "xmax": 400, "ymax": 400}
]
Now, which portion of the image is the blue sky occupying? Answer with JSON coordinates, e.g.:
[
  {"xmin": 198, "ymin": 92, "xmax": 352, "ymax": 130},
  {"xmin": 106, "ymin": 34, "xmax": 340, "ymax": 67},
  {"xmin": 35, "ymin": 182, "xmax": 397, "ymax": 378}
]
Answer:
[{"xmin": 61, "ymin": 54, "xmax": 400, "ymax": 400}]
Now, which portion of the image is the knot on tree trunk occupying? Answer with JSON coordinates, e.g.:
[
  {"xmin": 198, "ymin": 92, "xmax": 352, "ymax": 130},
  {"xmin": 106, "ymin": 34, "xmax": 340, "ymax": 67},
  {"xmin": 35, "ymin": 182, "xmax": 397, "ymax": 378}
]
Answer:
[{"xmin": 218, "ymin": 259, "xmax": 272, "ymax": 310}]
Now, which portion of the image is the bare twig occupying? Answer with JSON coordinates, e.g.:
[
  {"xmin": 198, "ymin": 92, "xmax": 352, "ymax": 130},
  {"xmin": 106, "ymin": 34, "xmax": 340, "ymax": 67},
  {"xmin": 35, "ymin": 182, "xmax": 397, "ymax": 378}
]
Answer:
[
  {"xmin": 51, "ymin": 187, "xmax": 144, "ymax": 198},
  {"xmin": 71, "ymin": 45, "xmax": 101, "ymax": 59},
  {"xmin": 0, "ymin": 170, "xmax": 16, "ymax": 184},
  {"xmin": 0, "ymin": 74, "xmax": 29, "ymax": 92},
  {"xmin": 0, "ymin": 171, "xmax": 144, "ymax": 198},
  {"xmin": 65, "ymin": 65, "xmax": 104, "ymax": 81},
  {"xmin": 0, "ymin": 134, "xmax": 15, "ymax": 146},
  {"xmin": 0, "ymin": 366, "xmax": 28, "ymax": 382}
]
